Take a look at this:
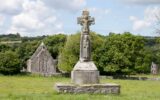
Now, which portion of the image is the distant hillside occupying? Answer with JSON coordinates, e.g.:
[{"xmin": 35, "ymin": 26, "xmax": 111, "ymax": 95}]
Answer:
[
  {"xmin": 0, "ymin": 33, "xmax": 46, "ymax": 43},
  {"xmin": 0, "ymin": 33, "xmax": 158, "ymax": 46},
  {"xmin": 0, "ymin": 41, "xmax": 22, "ymax": 44},
  {"xmin": 0, "ymin": 33, "xmax": 21, "ymax": 41}
]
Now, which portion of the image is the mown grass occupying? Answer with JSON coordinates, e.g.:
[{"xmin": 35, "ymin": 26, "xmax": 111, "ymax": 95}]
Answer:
[
  {"xmin": 130, "ymin": 74, "xmax": 160, "ymax": 78},
  {"xmin": 0, "ymin": 75, "xmax": 160, "ymax": 100}
]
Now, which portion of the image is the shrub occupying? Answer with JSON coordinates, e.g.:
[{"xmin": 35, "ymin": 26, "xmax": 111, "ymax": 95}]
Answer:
[{"xmin": 0, "ymin": 51, "xmax": 20, "ymax": 75}]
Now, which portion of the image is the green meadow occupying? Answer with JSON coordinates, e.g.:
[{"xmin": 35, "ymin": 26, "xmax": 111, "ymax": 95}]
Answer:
[{"xmin": 0, "ymin": 75, "xmax": 160, "ymax": 100}]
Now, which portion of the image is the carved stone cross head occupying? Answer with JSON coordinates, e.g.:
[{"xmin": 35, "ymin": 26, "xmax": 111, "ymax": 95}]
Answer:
[{"xmin": 77, "ymin": 10, "xmax": 95, "ymax": 33}]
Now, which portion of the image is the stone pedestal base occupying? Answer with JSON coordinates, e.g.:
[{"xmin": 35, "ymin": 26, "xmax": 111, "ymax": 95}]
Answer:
[
  {"xmin": 71, "ymin": 61, "xmax": 99, "ymax": 84},
  {"xmin": 55, "ymin": 83, "xmax": 120, "ymax": 94},
  {"xmin": 72, "ymin": 70, "xmax": 99, "ymax": 84}
]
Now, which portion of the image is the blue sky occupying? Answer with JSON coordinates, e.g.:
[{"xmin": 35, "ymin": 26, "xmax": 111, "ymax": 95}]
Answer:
[{"xmin": 0, "ymin": 0, "xmax": 160, "ymax": 36}]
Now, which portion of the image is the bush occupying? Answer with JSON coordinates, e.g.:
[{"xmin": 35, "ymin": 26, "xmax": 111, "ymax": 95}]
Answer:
[
  {"xmin": 58, "ymin": 32, "xmax": 105, "ymax": 72},
  {"xmin": 43, "ymin": 34, "xmax": 67, "ymax": 58},
  {"xmin": 93, "ymin": 32, "xmax": 152, "ymax": 75},
  {"xmin": 0, "ymin": 51, "xmax": 20, "ymax": 75}
]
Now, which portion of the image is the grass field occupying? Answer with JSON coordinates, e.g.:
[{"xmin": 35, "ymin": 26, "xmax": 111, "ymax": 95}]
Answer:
[{"xmin": 0, "ymin": 75, "xmax": 160, "ymax": 100}]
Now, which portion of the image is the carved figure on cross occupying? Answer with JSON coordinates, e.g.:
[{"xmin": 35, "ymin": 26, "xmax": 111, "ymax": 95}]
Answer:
[{"xmin": 77, "ymin": 10, "xmax": 95, "ymax": 34}]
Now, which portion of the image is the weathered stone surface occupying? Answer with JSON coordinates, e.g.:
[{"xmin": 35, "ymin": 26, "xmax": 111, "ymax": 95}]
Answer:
[
  {"xmin": 27, "ymin": 42, "xmax": 57, "ymax": 76},
  {"xmin": 54, "ymin": 10, "xmax": 121, "ymax": 95},
  {"xmin": 55, "ymin": 83, "xmax": 120, "ymax": 94},
  {"xmin": 71, "ymin": 10, "xmax": 99, "ymax": 85},
  {"xmin": 71, "ymin": 70, "xmax": 99, "ymax": 84},
  {"xmin": 72, "ymin": 61, "xmax": 99, "ymax": 84},
  {"xmin": 73, "ymin": 61, "xmax": 98, "ymax": 71},
  {"xmin": 151, "ymin": 62, "xmax": 159, "ymax": 75},
  {"xmin": 78, "ymin": 10, "xmax": 94, "ymax": 62},
  {"xmin": 71, "ymin": 61, "xmax": 99, "ymax": 84}
]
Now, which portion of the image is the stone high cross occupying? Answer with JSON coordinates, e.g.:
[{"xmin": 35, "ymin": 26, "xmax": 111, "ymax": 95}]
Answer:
[
  {"xmin": 77, "ymin": 10, "xmax": 95, "ymax": 34},
  {"xmin": 55, "ymin": 10, "xmax": 120, "ymax": 94},
  {"xmin": 77, "ymin": 10, "xmax": 95, "ymax": 62}
]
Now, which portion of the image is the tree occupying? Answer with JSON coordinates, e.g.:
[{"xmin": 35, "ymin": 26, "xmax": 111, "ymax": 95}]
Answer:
[
  {"xmin": 58, "ymin": 33, "xmax": 80, "ymax": 72},
  {"xmin": 0, "ymin": 51, "xmax": 20, "ymax": 75},
  {"xmin": 17, "ymin": 40, "xmax": 40, "ymax": 68},
  {"xmin": 151, "ymin": 37, "xmax": 160, "ymax": 66},
  {"xmin": 43, "ymin": 34, "xmax": 67, "ymax": 58},
  {"xmin": 94, "ymin": 32, "xmax": 151, "ymax": 75},
  {"xmin": 58, "ymin": 32, "xmax": 104, "ymax": 72},
  {"xmin": 0, "ymin": 44, "xmax": 11, "ymax": 52}
]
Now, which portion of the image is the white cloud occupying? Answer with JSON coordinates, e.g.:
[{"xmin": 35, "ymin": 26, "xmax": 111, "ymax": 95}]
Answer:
[
  {"xmin": 121, "ymin": 0, "xmax": 160, "ymax": 4},
  {"xmin": 130, "ymin": 7, "xmax": 160, "ymax": 31},
  {"xmin": 89, "ymin": 8, "xmax": 110, "ymax": 15},
  {"xmin": 129, "ymin": 16, "xmax": 137, "ymax": 21},
  {"xmin": 0, "ymin": 15, "xmax": 4, "ymax": 26},
  {"xmin": 0, "ymin": 0, "xmax": 23, "ymax": 15},
  {"xmin": 144, "ymin": 7, "xmax": 160, "ymax": 22},
  {"xmin": 7, "ymin": 0, "xmax": 62, "ymax": 36},
  {"xmin": 55, "ymin": 23, "xmax": 63, "ymax": 29},
  {"xmin": 44, "ymin": 0, "xmax": 86, "ymax": 12},
  {"xmin": 88, "ymin": 7, "xmax": 111, "ymax": 20},
  {"xmin": 130, "ymin": 16, "xmax": 151, "ymax": 31},
  {"xmin": 0, "ymin": 0, "xmax": 86, "ymax": 36}
]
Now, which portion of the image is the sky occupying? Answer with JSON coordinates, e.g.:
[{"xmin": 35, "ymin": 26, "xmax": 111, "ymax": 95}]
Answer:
[{"xmin": 0, "ymin": 0, "xmax": 160, "ymax": 36}]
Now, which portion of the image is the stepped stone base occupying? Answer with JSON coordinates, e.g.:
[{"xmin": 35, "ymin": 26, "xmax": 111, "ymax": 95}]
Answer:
[{"xmin": 55, "ymin": 83, "xmax": 120, "ymax": 94}]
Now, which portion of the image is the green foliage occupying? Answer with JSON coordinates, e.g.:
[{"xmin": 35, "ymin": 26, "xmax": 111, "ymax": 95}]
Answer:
[
  {"xmin": 0, "ymin": 33, "xmax": 21, "ymax": 41},
  {"xmin": 58, "ymin": 33, "xmax": 80, "ymax": 72},
  {"xmin": 17, "ymin": 40, "xmax": 40, "ymax": 68},
  {"xmin": 151, "ymin": 37, "xmax": 160, "ymax": 65},
  {"xmin": 43, "ymin": 34, "xmax": 67, "ymax": 58},
  {"xmin": 17, "ymin": 34, "xmax": 66, "ymax": 69},
  {"xmin": 58, "ymin": 32, "xmax": 104, "ymax": 72},
  {"xmin": 0, "ymin": 33, "xmax": 157, "ymax": 75},
  {"xmin": 21, "ymin": 35, "xmax": 46, "ymax": 42},
  {"xmin": 0, "ymin": 51, "xmax": 20, "ymax": 75},
  {"xmin": 94, "ymin": 32, "xmax": 152, "ymax": 75},
  {"xmin": 0, "ymin": 44, "xmax": 11, "ymax": 52}
]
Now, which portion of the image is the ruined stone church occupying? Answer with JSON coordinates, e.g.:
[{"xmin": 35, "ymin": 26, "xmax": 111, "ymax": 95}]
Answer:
[
  {"xmin": 151, "ymin": 62, "xmax": 159, "ymax": 75},
  {"xmin": 27, "ymin": 42, "xmax": 57, "ymax": 76}
]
